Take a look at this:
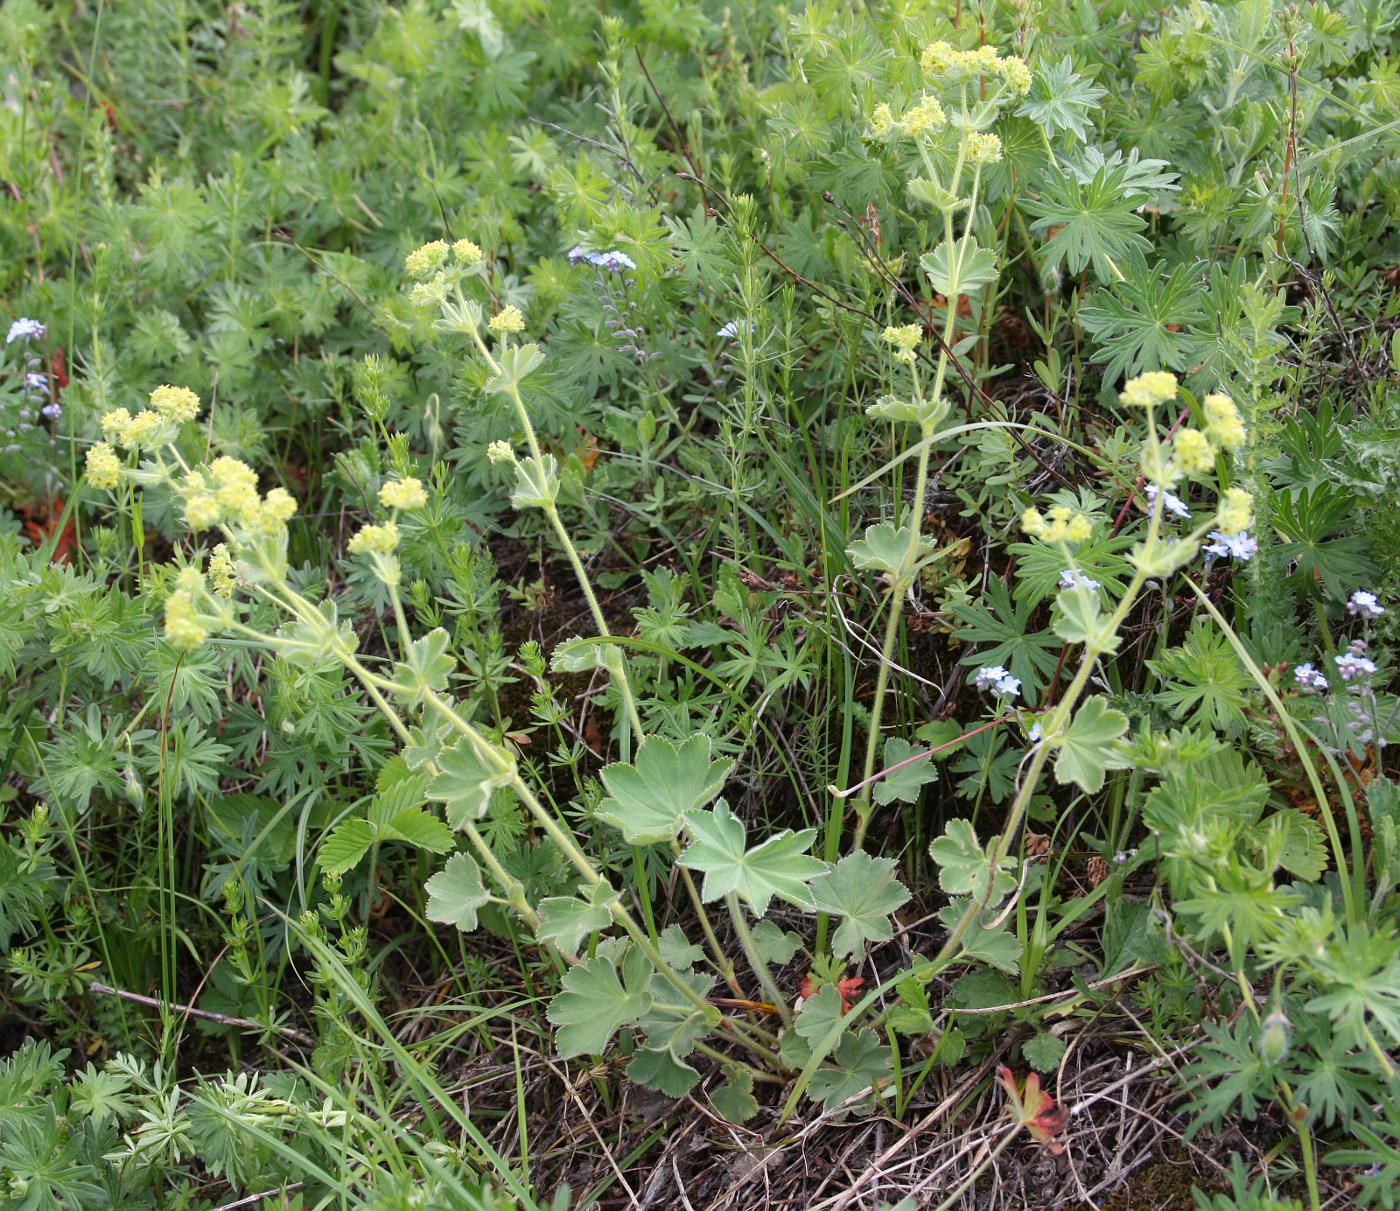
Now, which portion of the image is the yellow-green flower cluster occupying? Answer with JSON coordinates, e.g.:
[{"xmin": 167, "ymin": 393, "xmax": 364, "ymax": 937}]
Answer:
[
  {"xmin": 347, "ymin": 522, "xmax": 400, "ymax": 555},
  {"xmin": 452, "ymin": 239, "xmax": 483, "ymax": 267},
  {"xmin": 405, "ymin": 241, "xmax": 450, "ymax": 279},
  {"xmin": 489, "ymin": 305, "xmax": 525, "ymax": 336},
  {"xmin": 99, "ymin": 386, "xmax": 201, "ymax": 451},
  {"xmin": 1173, "ymin": 428, "xmax": 1215, "ymax": 476},
  {"xmin": 177, "ymin": 456, "xmax": 299, "ymax": 537},
  {"xmin": 1022, "ymin": 505, "xmax": 1093, "ymax": 544},
  {"xmin": 379, "ymin": 476, "xmax": 428, "ymax": 510},
  {"xmin": 964, "ymin": 131, "xmax": 1003, "ymax": 164},
  {"xmin": 1216, "ymin": 487, "xmax": 1253, "ymax": 534},
  {"xmin": 1118, "ymin": 371, "xmax": 1179, "ymax": 409},
  {"xmin": 882, "ymin": 323, "xmax": 922, "ymax": 363},
  {"xmin": 100, "ymin": 409, "xmax": 131, "ymax": 442},
  {"xmin": 404, "ymin": 236, "xmax": 488, "ymax": 313},
  {"xmin": 901, "ymin": 94, "xmax": 947, "ymax": 136},
  {"xmin": 870, "ymin": 103, "xmax": 898, "ymax": 139},
  {"xmin": 209, "ymin": 544, "xmax": 237, "ymax": 596},
  {"xmin": 487, "ymin": 440, "xmax": 516, "ymax": 465},
  {"xmin": 164, "ymin": 583, "xmax": 208, "ymax": 652},
  {"xmin": 920, "ymin": 41, "xmax": 1032, "ymax": 95},
  {"xmin": 149, "ymin": 385, "xmax": 201, "ymax": 424},
  {"xmin": 1203, "ymin": 393, "xmax": 1245, "ymax": 450},
  {"xmin": 85, "ymin": 442, "xmax": 122, "ymax": 490}
]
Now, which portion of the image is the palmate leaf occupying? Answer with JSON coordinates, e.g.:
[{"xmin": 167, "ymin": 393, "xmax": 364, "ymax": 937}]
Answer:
[
  {"xmin": 873, "ymin": 737, "xmax": 938, "ymax": 806},
  {"xmin": 535, "ymin": 884, "xmax": 614, "ymax": 955},
  {"xmin": 677, "ymin": 800, "xmax": 827, "ymax": 914},
  {"xmin": 424, "ymin": 853, "xmax": 490, "ymax": 932},
  {"xmin": 928, "ymin": 819, "xmax": 1017, "ymax": 902},
  {"xmin": 1271, "ymin": 483, "xmax": 1377, "ymax": 597},
  {"xmin": 846, "ymin": 521, "xmax": 934, "ymax": 577},
  {"xmin": 427, "ymin": 737, "xmax": 514, "ymax": 827},
  {"xmin": 937, "ymin": 901, "xmax": 1021, "ymax": 973},
  {"xmin": 1051, "ymin": 696, "xmax": 1130, "ymax": 794},
  {"xmin": 546, "ymin": 943, "xmax": 653, "ymax": 1058},
  {"xmin": 1016, "ymin": 55, "xmax": 1106, "ymax": 141},
  {"xmin": 1147, "ymin": 623, "xmax": 1252, "ymax": 734},
  {"xmin": 595, "ymin": 734, "xmax": 732, "ymax": 845},
  {"xmin": 948, "ymin": 578, "xmax": 1061, "ymax": 705},
  {"xmin": 1021, "ymin": 159, "xmax": 1152, "ymax": 282},
  {"xmin": 920, "ymin": 235, "xmax": 999, "ymax": 296},
  {"xmin": 1079, "ymin": 259, "xmax": 1208, "ymax": 384},
  {"xmin": 805, "ymin": 1029, "xmax": 892, "ymax": 1112},
  {"xmin": 809, "ymin": 851, "xmax": 911, "ymax": 958},
  {"xmin": 710, "ymin": 1066, "xmax": 758, "ymax": 1124},
  {"xmin": 391, "ymin": 627, "xmax": 455, "ymax": 706}
]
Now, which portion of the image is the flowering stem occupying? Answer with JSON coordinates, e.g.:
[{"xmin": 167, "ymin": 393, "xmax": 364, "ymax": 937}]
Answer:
[
  {"xmin": 936, "ymin": 481, "xmax": 1165, "ymax": 965},
  {"xmin": 466, "ymin": 323, "xmax": 645, "ymax": 739},
  {"xmin": 848, "ymin": 152, "xmax": 983, "ymax": 855}
]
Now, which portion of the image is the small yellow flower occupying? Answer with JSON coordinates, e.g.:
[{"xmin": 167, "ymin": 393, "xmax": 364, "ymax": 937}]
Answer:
[
  {"xmin": 217, "ymin": 481, "xmax": 261, "ymax": 526},
  {"xmin": 262, "ymin": 487, "xmax": 298, "ymax": 524},
  {"xmin": 175, "ymin": 565, "xmax": 206, "ymax": 595},
  {"xmin": 1216, "ymin": 488, "xmax": 1253, "ymax": 534},
  {"xmin": 379, "ymin": 476, "xmax": 428, "ymax": 510},
  {"xmin": 149, "ymin": 384, "xmax": 201, "ymax": 424},
  {"xmin": 164, "ymin": 590, "xmax": 207, "ymax": 652},
  {"xmin": 883, "ymin": 323, "xmax": 922, "ymax": 351},
  {"xmin": 100, "ymin": 408, "xmax": 132, "ymax": 442},
  {"xmin": 1119, "ymin": 371, "xmax": 1179, "ymax": 409},
  {"xmin": 85, "ymin": 442, "xmax": 121, "ymax": 490},
  {"xmin": 999, "ymin": 57, "xmax": 1032, "ymax": 96},
  {"xmin": 964, "ymin": 131, "xmax": 1003, "ymax": 164},
  {"xmin": 347, "ymin": 521, "xmax": 400, "ymax": 555},
  {"xmin": 489, "ymin": 305, "xmax": 525, "ymax": 336},
  {"xmin": 209, "ymin": 544, "xmax": 238, "ymax": 597},
  {"xmin": 185, "ymin": 493, "xmax": 222, "ymax": 531},
  {"xmin": 921, "ymin": 41, "xmax": 957, "ymax": 76},
  {"xmin": 405, "ymin": 240, "xmax": 449, "ymax": 279},
  {"xmin": 870, "ymin": 103, "xmax": 897, "ymax": 139},
  {"xmin": 1022, "ymin": 505, "xmax": 1092, "ymax": 543},
  {"xmin": 117, "ymin": 410, "xmax": 165, "ymax": 450},
  {"xmin": 209, "ymin": 457, "xmax": 258, "ymax": 490},
  {"xmin": 1203, "ymin": 392, "xmax": 1246, "ymax": 450},
  {"xmin": 408, "ymin": 276, "xmax": 450, "ymax": 309},
  {"xmin": 452, "ymin": 239, "xmax": 483, "ymax": 267},
  {"xmin": 970, "ymin": 45, "xmax": 1000, "ymax": 73},
  {"xmin": 901, "ymin": 94, "xmax": 946, "ymax": 136},
  {"xmin": 487, "ymin": 440, "xmax": 515, "ymax": 465},
  {"xmin": 1173, "ymin": 428, "xmax": 1216, "ymax": 476}
]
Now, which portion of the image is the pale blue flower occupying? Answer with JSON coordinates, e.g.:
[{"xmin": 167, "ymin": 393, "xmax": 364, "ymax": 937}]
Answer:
[
  {"xmin": 1203, "ymin": 530, "xmax": 1257, "ymax": 561},
  {"xmin": 1145, "ymin": 484, "xmax": 1190, "ymax": 520},
  {"xmin": 1334, "ymin": 652, "xmax": 1377, "ymax": 681},
  {"xmin": 974, "ymin": 665, "xmax": 1021, "ymax": 698},
  {"xmin": 1293, "ymin": 662, "xmax": 1328, "ymax": 691},
  {"xmin": 1058, "ymin": 568, "xmax": 1100, "ymax": 592},
  {"xmin": 7, "ymin": 318, "xmax": 44, "ymax": 344},
  {"xmin": 1347, "ymin": 590, "xmax": 1384, "ymax": 619},
  {"xmin": 568, "ymin": 246, "xmax": 636, "ymax": 272}
]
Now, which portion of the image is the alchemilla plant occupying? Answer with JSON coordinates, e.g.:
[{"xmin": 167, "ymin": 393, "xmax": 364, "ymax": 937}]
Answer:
[{"xmin": 2, "ymin": 2, "xmax": 1399, "ymax": 1208}]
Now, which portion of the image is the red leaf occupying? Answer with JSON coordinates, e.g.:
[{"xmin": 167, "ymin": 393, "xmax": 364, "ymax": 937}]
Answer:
[{"xmin": 996, "ymin": 1067, "xmax": 1066, "ymax": 1153}]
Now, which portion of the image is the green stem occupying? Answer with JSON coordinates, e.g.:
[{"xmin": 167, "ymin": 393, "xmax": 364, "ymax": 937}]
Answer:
[
  {"xmin": 849, "ymin": 157, "xmax": 983, "ymax": 854},
  {"xmin": 466, "ymin": 323, "xmax": 645, "ymax": 737},
  {"xmin": 935, "ymin": 468, "xmax": 1165, "ymax": 964},
  {"xmin": 725, "ymin": 894, "xmax": 793, "ymax": 1027}
]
